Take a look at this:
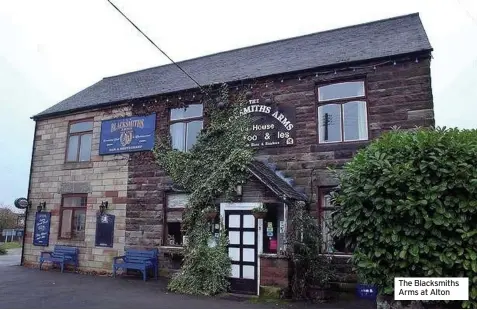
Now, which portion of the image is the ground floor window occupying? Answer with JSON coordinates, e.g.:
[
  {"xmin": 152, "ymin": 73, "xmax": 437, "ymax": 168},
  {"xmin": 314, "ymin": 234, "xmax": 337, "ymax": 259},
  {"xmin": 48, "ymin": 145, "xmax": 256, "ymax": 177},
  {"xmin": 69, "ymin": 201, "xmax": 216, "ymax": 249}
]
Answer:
[
  {"xmin": 164, "ymin": 193, "xmax": 189, "ymax": 246},
  {"xmin": 319, "ymin": 187, "xmax": 351, "ymax": 253},
  {"xmin": 59, "ymin": 194, "xmax": 87, "ymax": 240},
  {"xmin": 262, "ymin": 203, "xmax": 286, "ymax": 254}
]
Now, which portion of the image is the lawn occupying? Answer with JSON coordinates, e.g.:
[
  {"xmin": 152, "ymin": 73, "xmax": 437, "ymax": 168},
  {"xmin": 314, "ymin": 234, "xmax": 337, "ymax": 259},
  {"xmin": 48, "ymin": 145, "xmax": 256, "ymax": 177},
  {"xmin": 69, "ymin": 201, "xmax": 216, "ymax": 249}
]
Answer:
[{"xmin": 0, "ymin": 242, "xmax": 22, "ymax": 250}]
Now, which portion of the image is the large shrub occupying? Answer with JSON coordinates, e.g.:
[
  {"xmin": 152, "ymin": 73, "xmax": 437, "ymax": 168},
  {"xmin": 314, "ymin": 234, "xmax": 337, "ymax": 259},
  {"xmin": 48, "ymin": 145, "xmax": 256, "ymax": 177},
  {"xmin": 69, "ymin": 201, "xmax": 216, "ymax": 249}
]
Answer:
[{"xmin": 333, "ymin": 127, "xmax": 477, "ymax": 308}]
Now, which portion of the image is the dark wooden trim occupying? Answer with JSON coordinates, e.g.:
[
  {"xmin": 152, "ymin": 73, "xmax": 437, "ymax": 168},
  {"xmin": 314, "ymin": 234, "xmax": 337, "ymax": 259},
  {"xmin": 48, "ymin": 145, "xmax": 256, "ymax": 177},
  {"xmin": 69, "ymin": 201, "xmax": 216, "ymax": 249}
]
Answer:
[
  {"xmin": 65, "ymin": 118, "xmax": 94, "ymax": 163},
  {"xmin": 58, "ymin": 194, "xmax": 88, "ymax": 241}
]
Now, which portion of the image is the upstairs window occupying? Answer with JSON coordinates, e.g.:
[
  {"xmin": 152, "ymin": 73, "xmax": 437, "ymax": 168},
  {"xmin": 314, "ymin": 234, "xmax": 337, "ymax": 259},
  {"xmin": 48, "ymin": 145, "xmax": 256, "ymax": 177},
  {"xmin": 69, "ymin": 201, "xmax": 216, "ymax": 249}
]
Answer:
[
  {"xmin": 66, "ymin": 120, "xmax": 93, "ymax": 162},
  {"xmin": 170, "ymin": 104, "xmax": 203, "ymax": 152},
  {"xmin": 317, "ymin": 81, "xmax": 368, "ymax": 143}
]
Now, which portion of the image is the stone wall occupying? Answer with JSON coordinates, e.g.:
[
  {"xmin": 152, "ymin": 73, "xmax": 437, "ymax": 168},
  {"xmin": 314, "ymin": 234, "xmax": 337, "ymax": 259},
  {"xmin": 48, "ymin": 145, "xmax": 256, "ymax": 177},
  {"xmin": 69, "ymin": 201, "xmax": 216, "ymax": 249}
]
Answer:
[
  {"xmin": 23, "ymin": 106, "xmax": 131, "ymax": 272},
  {"xmin": 24, "ymin": 53, "xmax": 434, "ymax": 284},
  {"xmin": 260, "ymin": 255, "xmax": 289, "ymax": 287}
]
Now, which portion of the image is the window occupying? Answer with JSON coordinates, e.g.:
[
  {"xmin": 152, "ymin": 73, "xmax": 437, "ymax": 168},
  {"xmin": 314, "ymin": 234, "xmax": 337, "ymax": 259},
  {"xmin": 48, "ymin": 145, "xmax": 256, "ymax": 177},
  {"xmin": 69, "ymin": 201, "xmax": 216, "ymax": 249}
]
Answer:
[
  {"xmin": 164, "ymin": 193, "xmax": 189, "ymax": 246},
  {"xmin": 317, "ymin": 81, "xmax": 368, "ymax": 143},
  {"xmin": 66, "ymin": 120, "xmax": 93, "ymax": 162},
  {"xmin": 170, "ymin": 104, "xmax": 203, "ymax": 152},
  {"xmin": 262, "ymin": 203, "xmax": 286, "ymax": 254},
  {"xmin": 319, "ymin": 188, "xmax": 350, "ymax": 253},
  {"xmin": 59, "ymin": 195, "xmax": 87, "ymax": 240}
]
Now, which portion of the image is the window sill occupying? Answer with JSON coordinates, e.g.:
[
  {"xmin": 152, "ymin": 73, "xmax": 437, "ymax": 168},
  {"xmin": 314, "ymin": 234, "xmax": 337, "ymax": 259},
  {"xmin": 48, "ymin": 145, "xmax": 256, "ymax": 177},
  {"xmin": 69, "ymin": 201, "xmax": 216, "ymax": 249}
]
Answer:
[
  {"xmin": 63, "ymin": 162, "xmax": 93, "ymax": 170},
  {"xmin": 56, "ymin": 239, "xmax": 87, "ymax": 248},
  {"xmin": 260, "ymin": 253, "xmax": 287, "ymax": 259}
]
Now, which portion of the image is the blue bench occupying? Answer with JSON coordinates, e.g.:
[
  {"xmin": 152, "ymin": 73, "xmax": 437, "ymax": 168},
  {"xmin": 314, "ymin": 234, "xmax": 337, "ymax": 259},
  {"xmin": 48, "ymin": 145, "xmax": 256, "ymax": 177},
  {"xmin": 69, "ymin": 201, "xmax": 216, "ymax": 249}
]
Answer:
[
  {"xmin": 39, "ymin": 245, "xmax": 79, "ymax": 273},
  {"xmin": 112, "ymin": 248, "xmax": 158, "ymax": 281}
]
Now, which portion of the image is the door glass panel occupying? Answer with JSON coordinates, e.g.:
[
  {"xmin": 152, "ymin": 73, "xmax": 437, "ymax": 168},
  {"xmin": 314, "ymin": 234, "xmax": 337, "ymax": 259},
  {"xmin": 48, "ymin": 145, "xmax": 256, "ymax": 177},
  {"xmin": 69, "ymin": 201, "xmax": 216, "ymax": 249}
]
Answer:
[
  {"xmin": 243, "ymin": 231, "xmax": 255, "ymax": 245},
  {"xmin": 228, "ymin": 231, "xmax": 240, "ymax": 244},
  {"xmin": 231, "ymin": 264, "xmax": 240, "ymax": 278},
  {"xmin": 243, "ymin": 248, "xmax": 255, "ymax": 262},
  {"xmin": 243, "ymin": 214, "xmax": 255, "ymax": 228},
  {"xmin": 228, "ymin": 247, "xmax": 240, "ymax": 261},
  {"xmin": 242, "ymin": 265, "xmax": 255, "ymax": 279},
  {"xmin": 228, "ymin": 215, "xmax": 240, "ymax": 228}
]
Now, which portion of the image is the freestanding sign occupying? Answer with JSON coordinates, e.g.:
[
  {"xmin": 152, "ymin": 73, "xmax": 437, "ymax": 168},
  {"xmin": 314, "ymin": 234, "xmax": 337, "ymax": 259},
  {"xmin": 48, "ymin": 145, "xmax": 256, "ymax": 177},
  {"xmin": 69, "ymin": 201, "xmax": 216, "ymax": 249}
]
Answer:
[
  {"xmin": 99, "ymin": 114, "xmax": 156, "ymax": 155},
  {"xmin": 33, "ymin": 212, "xmax": 51, "ymax": 246},
  {"xmin": 241, "ymin": 99, "xmax": 296, "ymax": 148}
]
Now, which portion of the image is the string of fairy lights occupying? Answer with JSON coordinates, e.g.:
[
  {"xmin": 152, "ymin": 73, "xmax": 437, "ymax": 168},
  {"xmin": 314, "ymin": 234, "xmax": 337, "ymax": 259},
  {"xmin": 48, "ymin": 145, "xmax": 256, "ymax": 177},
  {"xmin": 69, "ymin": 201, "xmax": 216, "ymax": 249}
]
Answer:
[{"xmin": 129, "ymin": 55, "xmax": 424, "ymax": 107}]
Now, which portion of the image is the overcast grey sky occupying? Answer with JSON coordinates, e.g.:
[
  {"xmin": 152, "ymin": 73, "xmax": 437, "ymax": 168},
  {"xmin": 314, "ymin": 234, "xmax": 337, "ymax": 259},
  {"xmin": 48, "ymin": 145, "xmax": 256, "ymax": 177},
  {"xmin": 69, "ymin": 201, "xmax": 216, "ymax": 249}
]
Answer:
[{"xmin": 0, "ymin": 0, "xmax": 476, "ymax": 209}]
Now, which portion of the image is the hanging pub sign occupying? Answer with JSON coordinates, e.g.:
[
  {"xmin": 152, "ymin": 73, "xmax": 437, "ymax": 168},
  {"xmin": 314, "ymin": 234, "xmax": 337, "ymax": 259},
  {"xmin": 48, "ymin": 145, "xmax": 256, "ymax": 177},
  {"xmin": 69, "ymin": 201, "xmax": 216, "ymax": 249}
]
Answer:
[
  {"xmin": 99, "ymin": 114, "xmax": 156, "ymax": 155},
  {"xmin": 95, "ymin": 214, "xmax": 115, "ymax": 248},
  {"xmin": 33, "ymin": 212, "xmax": 51, "ymax": 246},
  {"xmin": 241, "ymin": 99, "xmax": 296, "ymax": 148}
]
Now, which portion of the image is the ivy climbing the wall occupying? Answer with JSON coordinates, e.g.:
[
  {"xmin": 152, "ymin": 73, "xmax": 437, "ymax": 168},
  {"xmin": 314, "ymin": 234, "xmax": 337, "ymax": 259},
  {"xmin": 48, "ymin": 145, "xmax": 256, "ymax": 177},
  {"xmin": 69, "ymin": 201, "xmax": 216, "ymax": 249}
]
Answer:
[{"xmin": 154, "ymin": 84, "xmax": 253, "ymax": 295}]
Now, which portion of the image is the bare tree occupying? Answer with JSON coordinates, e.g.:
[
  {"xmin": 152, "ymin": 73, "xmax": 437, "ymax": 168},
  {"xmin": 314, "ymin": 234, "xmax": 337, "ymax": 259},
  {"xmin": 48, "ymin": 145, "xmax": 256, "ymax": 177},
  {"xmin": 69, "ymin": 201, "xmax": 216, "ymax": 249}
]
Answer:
[{"xmin": 0, "ymin": 204, "xmax": 20, "ymax": 231}]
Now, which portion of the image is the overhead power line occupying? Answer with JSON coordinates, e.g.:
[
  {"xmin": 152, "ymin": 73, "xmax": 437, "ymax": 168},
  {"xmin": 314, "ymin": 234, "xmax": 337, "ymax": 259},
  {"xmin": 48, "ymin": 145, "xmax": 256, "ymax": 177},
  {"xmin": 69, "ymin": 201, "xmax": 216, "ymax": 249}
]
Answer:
[{"xmin": 106, "ymin": 0, "xmax": 207, "ymax": 94}]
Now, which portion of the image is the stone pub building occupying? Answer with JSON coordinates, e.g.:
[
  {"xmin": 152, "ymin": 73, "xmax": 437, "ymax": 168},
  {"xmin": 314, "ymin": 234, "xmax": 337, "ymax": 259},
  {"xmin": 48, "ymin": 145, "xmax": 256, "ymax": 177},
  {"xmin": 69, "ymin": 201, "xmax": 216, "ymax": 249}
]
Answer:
[{"xmin": 22, "ymin": 13, "xmax": 434, "ymax": 295}]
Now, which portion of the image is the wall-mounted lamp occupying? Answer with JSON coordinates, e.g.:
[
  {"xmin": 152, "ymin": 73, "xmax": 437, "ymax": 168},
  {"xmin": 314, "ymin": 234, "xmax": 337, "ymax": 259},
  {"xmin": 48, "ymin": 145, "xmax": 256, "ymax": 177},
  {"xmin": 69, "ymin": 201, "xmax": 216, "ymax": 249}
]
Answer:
[
  {"xmin": 37, "ymin": 202, "xmax": 46, "ymax": 212},
  {"xmin": 235, "ymin": 185, "xmax": 243, "ymax": 197},
  {"xmin": 99, "ymin": 201, "xmax": 109, "ymax": 214}
]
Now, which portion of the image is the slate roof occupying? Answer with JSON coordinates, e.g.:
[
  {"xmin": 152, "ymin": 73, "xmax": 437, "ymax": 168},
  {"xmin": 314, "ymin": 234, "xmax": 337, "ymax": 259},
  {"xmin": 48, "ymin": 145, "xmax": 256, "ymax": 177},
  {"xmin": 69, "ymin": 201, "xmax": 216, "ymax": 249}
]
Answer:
[
  {"xmin": 247, "ymin": 160, "xmax": 308, "ymax": 202},
  {"xmin": 34, "ymin": 13, "xmax": 432, "ymax": 119}
]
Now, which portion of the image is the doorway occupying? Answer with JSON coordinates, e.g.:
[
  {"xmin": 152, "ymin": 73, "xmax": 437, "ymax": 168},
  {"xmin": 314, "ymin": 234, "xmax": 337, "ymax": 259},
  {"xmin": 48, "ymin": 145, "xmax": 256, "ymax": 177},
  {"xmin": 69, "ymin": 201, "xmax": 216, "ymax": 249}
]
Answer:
[{"xmin": 221, "ymin": 203, "xmax": 263, "ymax": 295}]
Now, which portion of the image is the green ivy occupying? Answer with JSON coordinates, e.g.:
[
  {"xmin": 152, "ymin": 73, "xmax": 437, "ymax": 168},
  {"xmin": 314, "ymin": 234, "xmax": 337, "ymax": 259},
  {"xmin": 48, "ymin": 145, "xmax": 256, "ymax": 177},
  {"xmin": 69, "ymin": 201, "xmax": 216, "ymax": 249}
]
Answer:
[
  {"xmin": 286, "ymin": 202, "xmax": 334, "ymax": 300},
  {"xmin": 332, "ymin": 127, "xmax": 477, "ymax": 308},
  {"xmin": 154, "ymin": 84, "xmax": 253, "ymax": 295}
]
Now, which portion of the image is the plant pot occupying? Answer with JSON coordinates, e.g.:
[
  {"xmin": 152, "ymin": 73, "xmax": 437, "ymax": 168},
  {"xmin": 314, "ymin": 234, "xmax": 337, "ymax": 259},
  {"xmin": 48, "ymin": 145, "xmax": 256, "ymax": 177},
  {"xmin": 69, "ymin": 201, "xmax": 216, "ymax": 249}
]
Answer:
[
  {"xmin": 204, "ymin": 210, "xmax": 217, "ymax": 221},
  {"xmin": 252, "ymin": 211, "xmax": 267, "ymax": 219}
]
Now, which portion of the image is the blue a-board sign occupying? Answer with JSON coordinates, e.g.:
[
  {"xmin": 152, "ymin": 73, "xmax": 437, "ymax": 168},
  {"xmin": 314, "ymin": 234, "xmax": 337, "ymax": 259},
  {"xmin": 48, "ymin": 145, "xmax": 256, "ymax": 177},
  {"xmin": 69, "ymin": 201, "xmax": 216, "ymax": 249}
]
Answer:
[
  {"xmin": 99, "ymin": 114, "xmax": 156, "ymax": 155},
  {"xmin": 33, "ymin": 212, "xmax": 51, "ymax": 246},
  {"xmin": 356, "ymin": 283, "xmax": 378, "ymax": 300}
]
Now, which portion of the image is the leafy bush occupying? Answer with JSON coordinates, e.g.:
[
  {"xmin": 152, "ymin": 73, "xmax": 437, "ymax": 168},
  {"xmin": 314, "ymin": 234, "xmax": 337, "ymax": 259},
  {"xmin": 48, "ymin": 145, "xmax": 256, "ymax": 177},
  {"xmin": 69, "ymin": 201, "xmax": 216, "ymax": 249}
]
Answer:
[
  {"xmin": 333, "ymin": 127, "xmax": 477, "ymax": 308},
  {"xmin": 0, "ymin": 246, "xmax": 7, "ymax": 255}
]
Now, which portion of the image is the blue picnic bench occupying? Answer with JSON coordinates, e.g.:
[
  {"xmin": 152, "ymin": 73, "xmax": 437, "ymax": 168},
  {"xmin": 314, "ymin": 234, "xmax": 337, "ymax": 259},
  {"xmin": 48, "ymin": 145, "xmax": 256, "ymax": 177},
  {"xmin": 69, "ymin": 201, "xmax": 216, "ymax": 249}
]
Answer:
[
  {"xmin": 112, "ymin": 248, "xmax": 158, "ymax": 281},
  {"xmin": 39, "ymin": 245, "xmax": 79, "ymax": 273}
]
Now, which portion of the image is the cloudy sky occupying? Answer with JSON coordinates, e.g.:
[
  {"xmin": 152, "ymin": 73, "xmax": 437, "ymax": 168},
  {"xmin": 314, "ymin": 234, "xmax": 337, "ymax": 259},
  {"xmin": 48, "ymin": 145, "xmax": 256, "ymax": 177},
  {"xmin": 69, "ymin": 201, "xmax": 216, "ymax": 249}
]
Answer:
[{"xmin": 0, "ymin": 0, "xmax": 476, "ymax": 209}]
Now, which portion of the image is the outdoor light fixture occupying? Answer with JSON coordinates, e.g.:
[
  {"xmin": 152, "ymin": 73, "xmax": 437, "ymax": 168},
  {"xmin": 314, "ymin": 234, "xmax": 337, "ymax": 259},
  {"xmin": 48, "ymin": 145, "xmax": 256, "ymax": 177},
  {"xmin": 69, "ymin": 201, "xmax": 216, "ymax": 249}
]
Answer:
[
  {"xmin": 216, "ymin": 101, "xmax": 226, "ymax": 109},
  {"xmin": 99, "ymin": 201, "xmax": 109, "ymax": 214},
  {"xmin": 235, "ymin": 185, "xmax": 243, "ymax": 196},
  {"xmin": 36, "ymin": 202, "xmax": 46, "ymax": 212}
]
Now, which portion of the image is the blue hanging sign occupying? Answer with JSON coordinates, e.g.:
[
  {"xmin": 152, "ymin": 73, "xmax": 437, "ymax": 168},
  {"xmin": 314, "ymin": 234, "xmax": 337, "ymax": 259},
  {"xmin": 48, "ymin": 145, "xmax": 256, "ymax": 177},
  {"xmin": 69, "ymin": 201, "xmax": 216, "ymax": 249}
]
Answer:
[
  {"xmin": 99, "ymin": 114, "xmax": 156, "ymax": 155},
  {"xmin": 33, "ymin": 212, "xmax": 51, "ymax": 246}
]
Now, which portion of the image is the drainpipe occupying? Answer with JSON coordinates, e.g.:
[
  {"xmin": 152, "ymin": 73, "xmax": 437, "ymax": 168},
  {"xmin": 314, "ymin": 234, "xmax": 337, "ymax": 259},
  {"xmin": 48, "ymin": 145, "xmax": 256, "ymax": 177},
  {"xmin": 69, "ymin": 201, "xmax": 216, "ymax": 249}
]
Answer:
[{"xmin": 20, "ymin": 120, "xmax": 37, "ymax": 266}]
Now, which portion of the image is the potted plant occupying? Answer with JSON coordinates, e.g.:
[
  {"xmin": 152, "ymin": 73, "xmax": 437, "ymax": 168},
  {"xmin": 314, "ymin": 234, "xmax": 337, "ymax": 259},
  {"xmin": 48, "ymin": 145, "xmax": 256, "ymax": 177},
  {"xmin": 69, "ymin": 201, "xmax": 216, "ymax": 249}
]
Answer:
[
  {"xmin": 251, "ymin": 206, "xmax": 267, "ymax": 219},
  {"xmin": 203, "ymin": 207, "xmax": 218, "ymax": 221}
]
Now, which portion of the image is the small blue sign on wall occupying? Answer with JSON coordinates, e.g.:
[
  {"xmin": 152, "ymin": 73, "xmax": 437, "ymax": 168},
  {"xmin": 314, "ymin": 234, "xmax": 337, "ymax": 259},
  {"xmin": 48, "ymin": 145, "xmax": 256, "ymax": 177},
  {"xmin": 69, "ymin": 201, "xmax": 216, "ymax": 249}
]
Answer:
[
  {"xmin": 99, "ymin": 114, "xmax": 156, "ymax": 155},
  {"xmin": 356, "ymin": 283, "xmax": 378, "ymax": 300},
  {"xmin": 33, "ymin": 212, "xmax": 51, "ymax": 246}
]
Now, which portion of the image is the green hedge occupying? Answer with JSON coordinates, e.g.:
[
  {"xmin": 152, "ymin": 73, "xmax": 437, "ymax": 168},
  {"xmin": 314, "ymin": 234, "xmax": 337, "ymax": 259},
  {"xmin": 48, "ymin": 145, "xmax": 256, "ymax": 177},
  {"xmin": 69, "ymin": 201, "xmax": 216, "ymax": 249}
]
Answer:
[{"xmin": 333, "ymin": 128, "xmax": 477, "ymax": 308}]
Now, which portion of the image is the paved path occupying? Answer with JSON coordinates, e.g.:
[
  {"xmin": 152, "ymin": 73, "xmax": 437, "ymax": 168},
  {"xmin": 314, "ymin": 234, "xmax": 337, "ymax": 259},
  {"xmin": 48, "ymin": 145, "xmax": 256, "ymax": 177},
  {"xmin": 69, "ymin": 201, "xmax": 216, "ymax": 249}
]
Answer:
[
  {"xmin": 0, "ymin": 247, "xmax": 21, "ymax": 266},
  {"xmin": 0, "ymin": 262, "xmax": 373, "ymax": 309}
]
